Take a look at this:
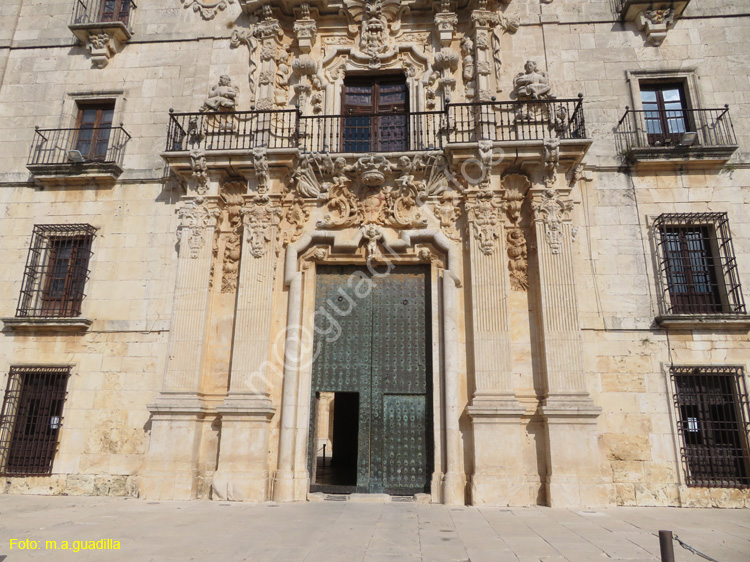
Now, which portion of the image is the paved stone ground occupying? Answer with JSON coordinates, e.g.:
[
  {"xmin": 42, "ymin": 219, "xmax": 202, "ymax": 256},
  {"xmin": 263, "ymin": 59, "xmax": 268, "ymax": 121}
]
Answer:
[{"xmin": 0, "ymin": 495, "xmax": 748, "ymax": 562}]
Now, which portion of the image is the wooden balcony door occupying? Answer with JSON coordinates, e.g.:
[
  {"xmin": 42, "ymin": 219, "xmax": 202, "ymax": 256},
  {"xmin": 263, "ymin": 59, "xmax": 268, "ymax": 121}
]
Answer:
[
  {"xmin": 641, "ymin": 84, "xmax": 689, "ymax": 147},
  {"xmin": 75, "ymin": 102, "xmax": 114, "ymax": 161},
  {"xmin": 99, "ymin": 0, "xmax": 131, "ymax": 25},
  {"xmin": 342, "ymin": 77, "xmax": 408, "ymax": 153}
]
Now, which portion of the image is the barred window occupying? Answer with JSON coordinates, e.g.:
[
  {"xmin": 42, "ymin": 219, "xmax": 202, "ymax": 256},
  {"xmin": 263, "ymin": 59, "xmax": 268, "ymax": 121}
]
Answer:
[
  {"xmin": 671, "ymin": 366, "xmax": 750, "ymax": 488},
  {"xmin": 16, "ymin": 224, "xmax": 96, "ymax": 318},
  {"xmin": 0, "ymin": 367, "xmax": 71, "ymax": 476},
  {"xmin": 654, "ymin": 213, "xmax": 745, "ymax": 315}
]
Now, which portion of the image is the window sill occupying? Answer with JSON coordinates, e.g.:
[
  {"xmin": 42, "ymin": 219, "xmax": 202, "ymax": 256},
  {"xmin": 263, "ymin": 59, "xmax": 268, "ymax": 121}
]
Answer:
[
  {"xmin": 2, "ymin": 317, "xmax": 92, "ymax": 333},
  {"xmin": 656, "ymin": 314, "xmax": 750, "ymax": 331}
]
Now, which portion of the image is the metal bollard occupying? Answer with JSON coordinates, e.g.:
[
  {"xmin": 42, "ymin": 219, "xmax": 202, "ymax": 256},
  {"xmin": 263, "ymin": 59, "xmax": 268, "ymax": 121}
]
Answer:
[{"xmin": 659, "ymin": 530, "xmax": 675, "ymax": 562}]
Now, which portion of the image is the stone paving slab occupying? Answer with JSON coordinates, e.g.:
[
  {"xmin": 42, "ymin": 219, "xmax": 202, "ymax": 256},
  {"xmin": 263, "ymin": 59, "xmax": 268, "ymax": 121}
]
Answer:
[{"xmin": 0, "ymin": 495, "xmax": 748, "ymax": 562}]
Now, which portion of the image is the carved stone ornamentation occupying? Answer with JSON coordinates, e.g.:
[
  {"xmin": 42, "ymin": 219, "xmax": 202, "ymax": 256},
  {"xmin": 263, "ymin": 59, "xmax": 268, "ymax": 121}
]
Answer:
[
  {"xmin": 231, "ymin": 5, "xmax": 290, "ymax": 109},
  {"xmin": 636, "ymin": 9, "xmax": 674, "ymax": 46},
  {"xmin": 350, "ymin": 154, "xmax": 393, "ymax": 187},
  {"xmin": 434, "ymin": 10, "xmax": 458, "ymax": 47},
  {"xmin": 506, "ymin": 228, "xmax": 528, "ymax": 291},
  {"xmin": 460, "ymin": 37, "xmax": 476, "ymax": 99},
  {"xmin": 177, "ymin": 199, "xmax": 220, "ymax": 259},
  {"xmin": 86, "ymin": 32, "xmax": 117, "ymax": 68},
  {"xmin": 230, "ymin": 28, "xmax": 259, "ymax": 106},
  {"xmin": 293, "ymin": 3, "xmax": 317, "ymax": 53},
  {"xmin": 432, "ymin": 192, "xmax": 462, "ymax": 241},
  {"xmin": 512, "ymin": 60, "xmax": 554, "ymax": 100},
  {"xmin": 362, "ymin": 223, "xmax": 385, "ymax": 263},
  {"xmin": 543, "ymin": 138, "xmax": 560, "ymax": 188},
  {"xmin": 501, "ymin": 173, "xmax": 530, "ymax": 226},
  {"xmin": 465, "ymin": 8, "xmax": 519, "ymax": 101},
  {"xmin": 532, "ymin": 188, "xmax": 573, "ymax": 255},
  {"xmin": 241, "ymin": 196, "xmax": 282, "ymax": 259},
  {"xmin": 200, "ymin": 75, "xmax": 239, "ymax": 112},
  {"xmin": 251, "ymin": 147, "xmax": 269, "ymax": 193},
  {"xmin": 181, "ymin": 0, "xmax": 235, "ymax": 20},
  {"xmin": 429, "ymin": 8, "xmax": 459, "ymax": 106},
  {"xmin": 343, "ymin": 0, "xmax": 407, "ymax": 69},
  {"xmin": 281, "ymin": 200, "xmax": 310, "ymax": 251},
  {"xmin": 218, "ymin": 185, "xmax": 245, "ymax": 293},
  {"xmin": 292, "ymin": 55, "xmax": 323, "ymax": 112},
  {"xmin": 466, "ymin": 191, "xmax": 502, "ymax": 255},
  {"xmin": 190, "ymin": 148, "xmax": 209, "ymax": 195}
]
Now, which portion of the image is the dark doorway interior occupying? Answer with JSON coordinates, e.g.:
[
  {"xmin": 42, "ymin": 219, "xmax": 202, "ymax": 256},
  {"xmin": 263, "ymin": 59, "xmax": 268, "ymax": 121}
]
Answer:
[{"xmin": 314, "ymin": 392, "xmax": 359, "ymax": 489}]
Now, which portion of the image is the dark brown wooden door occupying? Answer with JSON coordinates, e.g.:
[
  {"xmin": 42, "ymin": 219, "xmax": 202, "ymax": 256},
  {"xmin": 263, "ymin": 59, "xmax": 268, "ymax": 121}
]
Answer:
[
  {"xmin": 641, "ymin": 84, "xmax": 688, "ymax": 146},
  {"xmin": 75, "ymin": 103, "xmax": 114, "ymax": 161},
  {"xmin": 342, "ymin": 77, "xmax": 408, "ymax": 152}
]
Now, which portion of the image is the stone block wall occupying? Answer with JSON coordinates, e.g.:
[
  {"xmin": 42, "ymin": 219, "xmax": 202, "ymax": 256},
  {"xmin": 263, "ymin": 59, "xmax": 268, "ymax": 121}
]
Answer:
[{"xmin": 0, "ymin": 0, "xmax": 747, "ymax": 505}]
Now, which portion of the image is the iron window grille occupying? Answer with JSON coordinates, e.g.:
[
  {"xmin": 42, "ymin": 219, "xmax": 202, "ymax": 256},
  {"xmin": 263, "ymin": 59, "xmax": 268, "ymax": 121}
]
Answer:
[
  {"xmin": 16, "ymin": 224, "xmax": 97, "ymax": 318},
  {"xmin": 0, "ymin": 366, "xmax": 71, "ymax": 476},
  {"xmin": 671, "ymin": 366, "xmax": 750, "ymax": 488},
  {"xmin": 653, "ymin": 213, "xmax": 746, "ymax": 316}
]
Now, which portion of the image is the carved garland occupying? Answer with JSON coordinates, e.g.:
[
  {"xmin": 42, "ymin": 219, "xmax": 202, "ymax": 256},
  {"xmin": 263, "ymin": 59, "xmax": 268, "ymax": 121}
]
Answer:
[{"xmin": 181, "ymin": 0, "xmax": 234, "ymax": 21}]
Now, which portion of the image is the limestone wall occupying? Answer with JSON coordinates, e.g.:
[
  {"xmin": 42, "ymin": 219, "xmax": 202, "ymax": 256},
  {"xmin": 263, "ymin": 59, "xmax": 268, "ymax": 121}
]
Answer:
[{"xmin": 0, "ymin": 0, "xmax": 747, "ymax": 506}]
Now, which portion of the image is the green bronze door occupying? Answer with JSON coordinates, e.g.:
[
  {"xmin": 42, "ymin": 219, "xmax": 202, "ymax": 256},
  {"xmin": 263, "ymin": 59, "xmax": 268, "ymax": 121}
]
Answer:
[{"xmin": 309, "ymin": 265, "xmax": 432, "ymax": 495}]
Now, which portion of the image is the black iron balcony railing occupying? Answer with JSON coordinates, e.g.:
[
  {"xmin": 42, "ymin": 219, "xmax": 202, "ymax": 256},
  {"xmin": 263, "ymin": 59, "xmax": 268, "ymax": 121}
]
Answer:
[
  {"xmin": 28, "ymin": 126, "xmax": 131, "ymax": 168},
  {"xmin": 447, "ymin": 97, "xmax": 586, "ymax": 143},
  {"xmin": 299, "ymin": 110, "xmax": 444, "ymax": 153},
  {"xmin": 165, "ymin": 98, "xmax": 589, "ymax": 155},
  {"xmin": 615, "ymin": 106, "xmax": 737, "ymax": 154},
  {"xmin": 71, "ymin": 0, "xmax": 136, "ymax": 27},
  {"xmin": 166, "ymin": 109, "xmax": 298, "ymax": 152}
]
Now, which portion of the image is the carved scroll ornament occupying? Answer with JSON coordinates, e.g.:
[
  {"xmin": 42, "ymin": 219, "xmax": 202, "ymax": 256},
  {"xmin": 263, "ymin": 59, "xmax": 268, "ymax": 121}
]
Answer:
[{"xmin": 182, "ymin": 0, "xmax": 235, "ymax": 21}]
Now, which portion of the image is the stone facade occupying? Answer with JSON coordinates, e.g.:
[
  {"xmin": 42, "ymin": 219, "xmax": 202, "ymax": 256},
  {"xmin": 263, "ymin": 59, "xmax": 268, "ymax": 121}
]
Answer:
[{"xmin": 0, "ymin": 0, "xmax": 748, "ymax": 508}]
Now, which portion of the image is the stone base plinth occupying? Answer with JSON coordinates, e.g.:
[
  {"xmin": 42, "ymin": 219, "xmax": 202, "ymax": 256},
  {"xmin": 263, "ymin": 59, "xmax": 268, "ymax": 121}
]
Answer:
[
  {"xmin": 211, "ymin": 397, "xmax": 275, "ymax": 502},
  {"xmin": 542, "ymin": 395, "xmax": 612, "ymax": 508},
  {"xmin": 441, "ymin": 472, "xmax": 467, "ymax": 505},
  {"xmin": 468, "ymin": 397, "xmax": 529, "ymax": 506},
  {"xmin": 140, "ymin": 396, "xmax": 210, "ymax": 500}
]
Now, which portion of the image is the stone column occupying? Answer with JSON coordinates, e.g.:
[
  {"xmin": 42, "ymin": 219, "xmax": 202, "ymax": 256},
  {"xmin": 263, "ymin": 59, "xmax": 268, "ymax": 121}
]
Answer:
[
  {"xmin": 531, "ymin": 186, "xmax": 609, "ymax": 507},
  {"xmin": 442, "ymin": 271, "xmax": 467, "ymax": 506},
  {"xmin": 212, "ymin": 195, "xmax": 281, "ymax": 502},
  {"xmin": 465, "ymin": 189, "xmax": 527, "ymax": 505},
  {"xmin": 141, "ymin": 196, "xmax": 220, "ymax": 500},
  {"xmin": 273, "ymin": 272, "xmax": 303, "ymax": 502}
]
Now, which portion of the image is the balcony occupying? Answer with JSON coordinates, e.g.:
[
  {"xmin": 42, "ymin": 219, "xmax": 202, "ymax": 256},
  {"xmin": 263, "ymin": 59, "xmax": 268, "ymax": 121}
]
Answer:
[
  {"xmin": 27, "ymin": 126, "xmax": 131, "ymax": 187},
  {"xmin": 615, "ymin": 0, "xmax": 690, "ymax": 22},
  {"xmin": 69, "ymin": 0, "xmax": 136, "ymax": 67},
  {"xmin": 162, "ymin": 98, "xmax": 591, "ymax": 177},
  {"xmin": 615, "ymin": 106, "xmax": 738, "ymax": 169}
]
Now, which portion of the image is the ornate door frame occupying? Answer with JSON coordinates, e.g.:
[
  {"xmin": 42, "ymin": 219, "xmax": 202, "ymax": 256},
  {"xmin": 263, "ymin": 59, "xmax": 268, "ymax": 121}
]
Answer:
[{"xmin": 272, "ymin": 228, "xmax": 467, "ymax": 505}]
